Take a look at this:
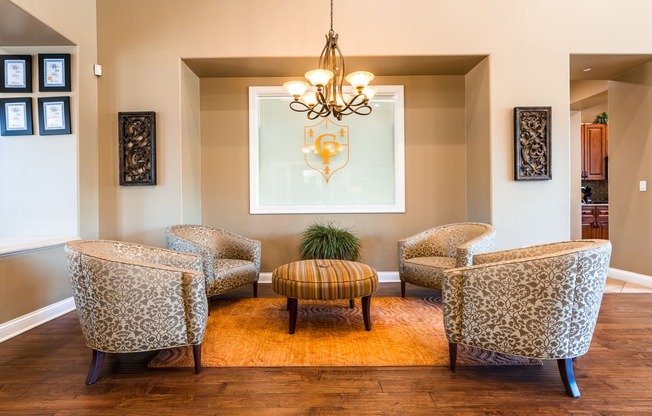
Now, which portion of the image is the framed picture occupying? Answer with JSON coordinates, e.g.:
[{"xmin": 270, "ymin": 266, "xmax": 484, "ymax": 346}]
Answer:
[
  {"xmin": 0, "ymin": 98, "xmax": 33, "ymax": 136},
  {"xmin": 118, "ymin": 111, "xmax": 156, "ymax": 186},
  {"xmin": 38, "ymin": 96, "xmax": 71, "ymax": 135},
  {"xmin": 38, "ymin": 53, "xmax": 71, "ymax": 92},
  {"xmin": 514, "ymin": 106, "xmax": 552, "ymax": 181},
  {"xmin": 0, "ymin": 55, "xmax": 32, "ymax": 93}
]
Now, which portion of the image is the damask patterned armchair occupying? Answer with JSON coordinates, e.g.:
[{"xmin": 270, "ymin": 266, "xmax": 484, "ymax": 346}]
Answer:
[
  {"xmin": 397, "ymin": 222, "xmax": 496, "ymax": 296},
  {"xmin": 65, "ymin": 240, "xmax": 208, "ymax": 384},
  {"xmin": 442, "ymin": 239, "xmax": 612, "ymax": 398},
  {"xmin": 166, "ymin": 225, "xmax": 262, "ymax": 299}
]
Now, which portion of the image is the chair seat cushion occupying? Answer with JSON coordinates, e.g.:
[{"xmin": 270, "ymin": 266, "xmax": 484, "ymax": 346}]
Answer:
[
  {"xmin": 401, "ymin": 257, "xmax": 456, "ymax": 291},
  {"xmin": 208, "ymin": 259, "xmax": 258, "ymax": 295}
]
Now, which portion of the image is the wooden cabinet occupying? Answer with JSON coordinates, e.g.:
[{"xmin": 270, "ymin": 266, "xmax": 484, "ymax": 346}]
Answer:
[
  {"xmin": 581, "ymin": 124, "xmax": 608, "ymax": 180},
  {"xmin": 581, "ymin": 204, "xmax": 609, "ymax": 239}
]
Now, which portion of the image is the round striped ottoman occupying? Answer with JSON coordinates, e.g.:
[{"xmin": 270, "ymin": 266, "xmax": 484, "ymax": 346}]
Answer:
[{"xmin": 271, "ymin": 259, "xmax": 379, "ymax": 334}]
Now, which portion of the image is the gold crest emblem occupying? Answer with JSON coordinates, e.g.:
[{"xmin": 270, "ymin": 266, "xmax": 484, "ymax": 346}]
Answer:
[{"xmin": 303, "ymin": 118, "xmax": 349, "ymax": 183}]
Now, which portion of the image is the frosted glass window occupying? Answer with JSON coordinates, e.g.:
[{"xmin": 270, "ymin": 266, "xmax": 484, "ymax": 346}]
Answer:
[{"xmin": 249, "ymin": 86, "xmax": 405, "ymax": 214}]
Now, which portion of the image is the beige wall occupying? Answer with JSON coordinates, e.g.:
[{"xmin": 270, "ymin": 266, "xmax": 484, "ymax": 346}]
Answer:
[
  {"xmin": 0, "ymin": 247, "xmax": 69, "ymax": 322},
  {"xmin": 200, "ymin": 76, "xmax": 467, "ymax": 271},
  {"xmin": 95, "ymin": 0, "xmax": 652, "ymax": 264},
  {"xmin": 1, "ymin": 0, "xmax": 97, "ymax": 324},
  {"xmin": 609, "ymin": 63, "xmax": 652, "ymax": 275},
  {"xmin": 4, "ymin": 0, "xmax": 652, "ymax": 326}
]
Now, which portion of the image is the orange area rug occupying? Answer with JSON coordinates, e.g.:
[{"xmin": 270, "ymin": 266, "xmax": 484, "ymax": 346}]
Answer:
[{"xmin": 149, "ymin": 297, "xmax": 541, "ymax": 368}]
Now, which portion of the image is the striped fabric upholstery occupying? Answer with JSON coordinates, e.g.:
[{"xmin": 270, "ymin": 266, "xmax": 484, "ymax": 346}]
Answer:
[{"xmin": 272, "ymin": 259, "xmax": 378, "ymax": 300}]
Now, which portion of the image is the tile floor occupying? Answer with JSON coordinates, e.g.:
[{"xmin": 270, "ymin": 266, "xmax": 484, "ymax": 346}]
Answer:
[{"xmin": 604, "ymin": 278, "xmax": 652, "ymax": 293}]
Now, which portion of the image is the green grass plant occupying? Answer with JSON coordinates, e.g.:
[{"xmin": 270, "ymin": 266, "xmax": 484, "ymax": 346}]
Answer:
[{"xmin": 299, "ymin": 220, "xmax": 361, "ymax": 261}]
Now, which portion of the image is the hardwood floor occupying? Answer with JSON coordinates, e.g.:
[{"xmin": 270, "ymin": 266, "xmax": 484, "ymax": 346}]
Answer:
[{"xmin": 1, "ymin": 283, "xmax": 652, "ymax": 415}]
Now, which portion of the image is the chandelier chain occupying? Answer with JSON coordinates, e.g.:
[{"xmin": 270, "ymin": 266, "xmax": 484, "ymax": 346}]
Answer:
[{"xmin": 330, "ymin": 0, "xmax": 334, "ymax": 33}]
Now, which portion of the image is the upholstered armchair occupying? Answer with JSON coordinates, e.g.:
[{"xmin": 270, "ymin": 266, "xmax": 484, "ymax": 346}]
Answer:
[
  {"xmin": 442, "ymin": 239, "xmax": 612, "ymax": 398},
  {"xmin": 65, "ymin": 240, "xmax": 208, "ymax": 384},
  {"xmin": 397, "ymin": 222, "xmax": 496, "ymax": 296},
  {"xmin": 166, "ymin": 225, "xmax": 262, "ymax": 299}
]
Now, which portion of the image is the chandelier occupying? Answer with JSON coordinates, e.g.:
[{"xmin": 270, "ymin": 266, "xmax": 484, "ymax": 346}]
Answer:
[{"xmin": 283, "ymin": 0, "xmax": 375, "ymax": 121}]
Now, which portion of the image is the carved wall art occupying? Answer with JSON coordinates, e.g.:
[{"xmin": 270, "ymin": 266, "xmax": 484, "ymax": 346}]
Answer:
[
  {"xmin": 118, "ymin": 111, "xmax": 156, "ymax": 186},
  {"xmin": 514, "ymin": 106, "xmax": 551, "ymax": 181}
]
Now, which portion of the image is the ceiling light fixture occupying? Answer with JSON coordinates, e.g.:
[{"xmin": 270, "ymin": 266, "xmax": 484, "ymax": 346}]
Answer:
[
  {"xmin": 583, "ymin": 67, "xmax": 592, "ymax": 72},
  {"xmin": 283, "ymin": 0, "xmax": 375, "ymax": 121}
]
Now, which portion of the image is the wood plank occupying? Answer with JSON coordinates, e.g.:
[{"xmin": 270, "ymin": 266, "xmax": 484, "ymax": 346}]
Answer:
[{"xmin": 0, "ymin": 288, "xmax": 651, "ymax": 414}]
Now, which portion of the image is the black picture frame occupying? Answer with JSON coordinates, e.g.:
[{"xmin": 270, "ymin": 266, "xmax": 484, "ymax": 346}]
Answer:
[
  {"xmin": 514, "ymin": 106, "xmax": 552, "ymax": 181},
  {"xmin": 38, "ymin": 96, "xmax": 71, "ymax": 135},
  {"xmin": 38, "ymin": 53, "xmax": 71, "ymax": 92},
  {"xmin": 0, "ymin": 97, "xmax": 33, "ymax": 136},
  {"xmin": 118, "ymin": 111, "xmax": 157, "ymax": 186},
  {"xmin": 0, "ymin": 55, "xmax": 32, "ymax": 93}
]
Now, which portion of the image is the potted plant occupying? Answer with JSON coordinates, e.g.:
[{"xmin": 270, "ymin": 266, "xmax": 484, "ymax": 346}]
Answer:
[
  {"xmin": 593, "ymin": 112, "xmax": 608, "ymax": 124},
  {"xmin": 299, "ymin": 220, "xmax": 361, "ymax": 261}
]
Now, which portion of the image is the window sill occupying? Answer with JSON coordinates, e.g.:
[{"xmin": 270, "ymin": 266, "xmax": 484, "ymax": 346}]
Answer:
[{"xmin": 0, "ymin": 236, "xmax": 79, "ymax": 257}]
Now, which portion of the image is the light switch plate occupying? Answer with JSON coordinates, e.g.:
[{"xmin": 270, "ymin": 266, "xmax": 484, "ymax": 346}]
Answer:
[
  {"xmin": 93, "ymin": 64, "xmax": 102, "ymax": 76},
  {"xmin": 640, "ymin": 180, "xmax": 647, "ymax": 192}
]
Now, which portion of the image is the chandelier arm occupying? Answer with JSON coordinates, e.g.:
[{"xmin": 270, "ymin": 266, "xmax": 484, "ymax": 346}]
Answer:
[
  {"xmin": 336, "ymin": 93, "xmax": 369, "ymax": 114},
  {"xmin": 349, "ymin": 105, "xmax": 372, "ymax": 116},
  {"xmin": 289, "ymin": 100, "xmax": 313, "ymax": 113}
]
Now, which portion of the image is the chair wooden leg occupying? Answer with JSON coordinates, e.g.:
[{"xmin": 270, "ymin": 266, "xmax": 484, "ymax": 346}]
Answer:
[
  {"xmin": 86, "ymin": 349, "xmax": 105, "ymax": 385},
  {"xmin": 288, "ymin": 298, "xmax": 298, "ymax": 334},
  {"xmin": 192, "ymin": 344, "xmax": 202, "ymax": 374},
  {"xmin": 253, "ymin": 281, "xmax": 258, "ymax": 298},
  {"xmin": 449, "ymin": 342, "xmax": 458, "ymax": 372},
  {"xmin": 349, "ymin": 298, "xmax": 355, "ymax": 308},
  {"xmin": 401, "ymin": 281, "xmax": 406, "ymax": 298},
  {"xmin": 361, "ymin": 296, "xmax": 372, "ymax": 331},
  {"xmin": 558, "ymin": 358, "xmax": 581, "ymax": 398}
]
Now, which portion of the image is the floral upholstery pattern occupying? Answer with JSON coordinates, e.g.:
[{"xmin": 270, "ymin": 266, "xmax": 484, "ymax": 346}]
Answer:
[
  {"xmin": 165, "ymin": 225, "xmax": 262, "ymax": 297},
  {"xmin": 442, "ymin": 239, "xmax": 612, "ymax": 359},
  {"xmin": 65, "ymin": 240, "xmax": 208, "ymax": 354},
  {"xmin": 398, "ymin": 222, "xmax": 496, "ymax": 293}
]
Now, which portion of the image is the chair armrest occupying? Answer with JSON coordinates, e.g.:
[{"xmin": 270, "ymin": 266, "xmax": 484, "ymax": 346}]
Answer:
[
  {"xmin": 455, "ymin": 229, "xmax": 496, "ymax": 267},
  {"xmin": 472, "ymin": 240, "xmax": 592, "ymax": 265}
]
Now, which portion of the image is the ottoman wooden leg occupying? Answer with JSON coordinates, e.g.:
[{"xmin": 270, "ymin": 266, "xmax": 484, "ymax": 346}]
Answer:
[
  {"xmin": 349, "ymin": 299, "xmax": 355, "ymax": 308},
  {"xmin": 288, "ymin": 298, "xmax": 298, "ymax": 334},
  {"xmin": 361, "ymin": 295, "xmax": 372, "ymax": 331}
]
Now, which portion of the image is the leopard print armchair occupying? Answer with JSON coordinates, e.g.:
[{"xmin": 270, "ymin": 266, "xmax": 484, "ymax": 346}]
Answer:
[
  {"xmin": 65, "ymin": 239, "xmax": 208, "ymax": 384},
  {"xmin": 442, "ymin": 239, "xmax": 612, "ymax": 398},
  {"xmin": 397, "ymin": 222, "xmax": 496, "ymax": 296},
  {"xmin": 166, "ymin": 225, "xmax": 262, "ymax": 299}
]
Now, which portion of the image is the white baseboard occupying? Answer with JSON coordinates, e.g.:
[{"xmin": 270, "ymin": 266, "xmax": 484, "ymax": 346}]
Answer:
[
  {"xmin": 258, "ymin": 271, "xmax": 400, "ymax": 284},
  {"xmin": 0, "ymin": 297, "xmax": 76, "ymax": 343},
  {"xmin": 609, "ymin": 267, "xmax": 652, "ymax": 288}
]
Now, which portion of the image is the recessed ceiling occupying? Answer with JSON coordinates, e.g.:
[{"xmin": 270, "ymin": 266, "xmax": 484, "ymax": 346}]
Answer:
[
  {"xmin": 183, "ymin": 55, "xmax": 488, "ymax": 78},
  {"xmin": 570, "ymin": 54, "xmax": 652, "ymax": 81},
  {"xmin": 0, "ymin": 0, "xmax": 73, "ymax": 47}
]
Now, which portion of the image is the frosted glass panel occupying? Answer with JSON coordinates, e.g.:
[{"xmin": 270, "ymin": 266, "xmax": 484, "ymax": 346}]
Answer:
[{"xmin": 249, "ymin": 86, "xmax": 405, "ymax": 214}]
